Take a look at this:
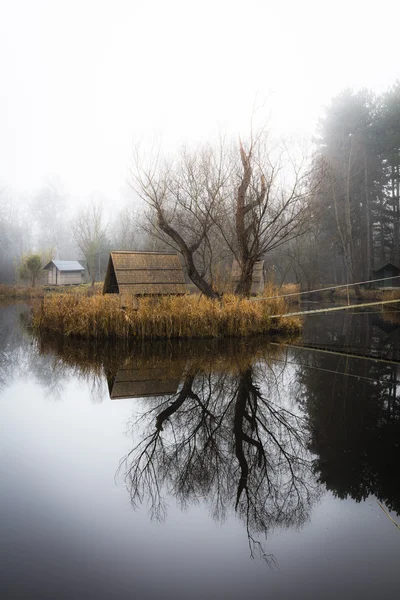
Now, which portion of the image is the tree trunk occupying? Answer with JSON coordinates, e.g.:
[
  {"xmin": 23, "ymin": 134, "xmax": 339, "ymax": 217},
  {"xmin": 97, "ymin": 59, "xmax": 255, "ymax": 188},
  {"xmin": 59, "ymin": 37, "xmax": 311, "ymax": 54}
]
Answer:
[
  {"xmin": 157, "ymin": 209, "xmax": 220, "ymax": 300},
  {"xmin": 234, "ymin": 143, "xmax": 259, "ymax": 297},
  {"xmin": 395, "ymin": 164, "xmax": 400, "ymax": 263},
  {"xmin": 391, "ymin": 163, "xmax": 400, "ymax": 263},
  {"xmin": 364, "ymin": 152, "xmax": 371, "ymax": 281},
  {"xmin": 234, "ymin": 258, "xmax": 255, "ymax": 296},
  {"xmin": 379, "ymin": 193, "xmax": 386, "ymax": 263}
]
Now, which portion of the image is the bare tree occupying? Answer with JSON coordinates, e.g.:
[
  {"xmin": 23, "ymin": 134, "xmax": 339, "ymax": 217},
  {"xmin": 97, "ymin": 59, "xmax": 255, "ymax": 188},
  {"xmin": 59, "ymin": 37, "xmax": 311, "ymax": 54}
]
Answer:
[
  {"xmin": 321, "ymin": 142, "xmax": 364, "ymax": 297},
  {"xmin": 131, "ymin": 145, "xmax": 230, "ymax": 299},
  {"xmin": 132, "ymin": 132, "xmax": 317, "ymax": 298},
  {"xmin": 214, "ymin": 132, "xmax": 317, "ymax": 296},
  {"xmin": 72, "ymin": 200, "xmax": 108, "ymax": 286}
]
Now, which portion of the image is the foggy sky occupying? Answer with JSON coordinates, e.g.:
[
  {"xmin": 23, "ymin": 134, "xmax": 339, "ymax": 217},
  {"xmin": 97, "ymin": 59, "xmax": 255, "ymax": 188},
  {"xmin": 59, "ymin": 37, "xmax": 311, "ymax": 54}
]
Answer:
[{"xmin": 1, "ymin": 0, "xmax": 399, "ymax": 207}]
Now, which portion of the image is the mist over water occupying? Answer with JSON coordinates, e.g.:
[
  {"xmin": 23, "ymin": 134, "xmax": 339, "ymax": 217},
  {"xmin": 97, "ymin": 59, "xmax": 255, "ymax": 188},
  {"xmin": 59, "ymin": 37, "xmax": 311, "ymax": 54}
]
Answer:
[
  {"xmin": 2, "ymin": 3, "xmax": 400, "ymax": 596},
  {"xmin": 0, "ymin": 304, "xmax": 399, "ymax": 599}
]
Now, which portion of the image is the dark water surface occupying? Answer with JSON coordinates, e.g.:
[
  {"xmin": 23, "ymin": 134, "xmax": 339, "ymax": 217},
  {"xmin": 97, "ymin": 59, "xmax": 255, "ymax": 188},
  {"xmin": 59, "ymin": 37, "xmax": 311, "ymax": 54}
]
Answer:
[{"xmin": 0, "ymin": 303, "xmax": 399, "ymax": 599}]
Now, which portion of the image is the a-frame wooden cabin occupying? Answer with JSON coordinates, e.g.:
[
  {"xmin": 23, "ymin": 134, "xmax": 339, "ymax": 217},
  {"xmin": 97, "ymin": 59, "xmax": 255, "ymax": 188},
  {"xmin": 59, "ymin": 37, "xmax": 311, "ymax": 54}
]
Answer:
[{"xmin": 103, "ymin": 251, "xmax": 187, "ymax": 296}]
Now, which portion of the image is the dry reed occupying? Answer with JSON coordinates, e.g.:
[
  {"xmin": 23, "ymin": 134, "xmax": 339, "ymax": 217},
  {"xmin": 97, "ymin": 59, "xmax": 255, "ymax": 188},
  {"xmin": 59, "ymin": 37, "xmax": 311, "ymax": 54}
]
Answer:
[
  {"xmin": 32, "ymin": 292, "xmax": 302, "ymax": 339},
  {"xmin": 0, "ymin": 282, "xmax": 102, "ymax": 299},
  {"xmin": 263, "ymin": 282, "xmax": 300, "ymax": 304}
]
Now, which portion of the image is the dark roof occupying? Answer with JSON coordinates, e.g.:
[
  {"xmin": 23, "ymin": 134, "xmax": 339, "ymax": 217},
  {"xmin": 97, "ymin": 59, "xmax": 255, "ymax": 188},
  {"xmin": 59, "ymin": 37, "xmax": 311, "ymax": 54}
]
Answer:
[
  {"xmin": 373, "ymin": 261, "xmax": 400, "ymax": 272},
  {"xmin": 43, "ymin": 260, "xmax": 85, "ymax": 272},
  {"xmin": 103, "ymin": 251, "xmax": 187, "ymax": 295}
]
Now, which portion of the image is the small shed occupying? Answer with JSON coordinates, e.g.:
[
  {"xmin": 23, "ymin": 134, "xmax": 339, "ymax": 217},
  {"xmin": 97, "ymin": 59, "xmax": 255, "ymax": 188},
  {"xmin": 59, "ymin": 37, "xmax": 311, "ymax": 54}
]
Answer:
[
  {"xmin": 103, "ymin": 251, "xmax": 187, "ymax": 296},
  {"xmin": 372, "ymin": 262, "xmax": 400, "ymax": 288},
  {"xmin": 43, "ymin": 260, "xmax": 85, "ymax": 286},
  {"xmin": 231, "ymin": 260, "xmax": 265, "ymax": 295}
]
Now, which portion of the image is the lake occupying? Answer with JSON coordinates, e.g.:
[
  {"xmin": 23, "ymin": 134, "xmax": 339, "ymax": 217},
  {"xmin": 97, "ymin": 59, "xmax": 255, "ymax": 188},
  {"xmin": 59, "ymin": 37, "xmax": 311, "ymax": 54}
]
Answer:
[{"xmin": 0, "ymin": 303, "xmax": 399, "ymax": 599}]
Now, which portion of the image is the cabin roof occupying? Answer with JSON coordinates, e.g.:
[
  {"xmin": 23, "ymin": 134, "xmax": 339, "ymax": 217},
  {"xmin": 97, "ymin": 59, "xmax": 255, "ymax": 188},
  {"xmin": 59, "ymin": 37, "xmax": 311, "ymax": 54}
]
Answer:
[
  {"xmin": 373, "ymin": 261, "xmax": 400, "ymax": 273},
  {"xmin": 103, "ymin": 250, "xmax": 187, "ymax": 295},
  {"xmin": 43, "ymin": 260, "xmax": 85, "ymax": 272}
]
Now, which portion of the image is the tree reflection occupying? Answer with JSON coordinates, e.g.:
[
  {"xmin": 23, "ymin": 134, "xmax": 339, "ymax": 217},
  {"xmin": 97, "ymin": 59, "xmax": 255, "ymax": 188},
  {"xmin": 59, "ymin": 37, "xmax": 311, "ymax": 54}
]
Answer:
[
  {"xmin": 0, "ymin": 304, "xmax": 68, "ymax": 397},
  {"xmin": 295, "ymin": 311, "xmax": 400, "ymax": 514},
  {"xmin": 121, "ymin": 355, "xmax": 319, "ymax": 562},
  {"xmin": 21, "ymin": 312, "xmax": 400, "ymax": 558}
]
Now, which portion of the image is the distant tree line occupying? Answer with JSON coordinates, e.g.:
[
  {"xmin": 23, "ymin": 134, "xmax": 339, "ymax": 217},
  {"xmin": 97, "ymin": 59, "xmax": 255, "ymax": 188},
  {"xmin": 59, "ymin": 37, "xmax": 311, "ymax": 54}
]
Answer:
[
  {"xmin": 0, "ymin": 184, "xmax": 151, "ymax": 285},
  {"xmin": 2, "ymin": 82, "xmax": 400, "ymax": 293},
  {"xmin": 275, "ymin": 82, "xmax": 400, "ymax": 290}
]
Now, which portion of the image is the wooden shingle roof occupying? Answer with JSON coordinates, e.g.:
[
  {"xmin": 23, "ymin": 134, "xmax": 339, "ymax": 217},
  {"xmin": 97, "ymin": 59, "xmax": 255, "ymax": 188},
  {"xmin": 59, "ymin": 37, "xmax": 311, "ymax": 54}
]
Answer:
[{"xmin": 103, "ymin": 251, "xmax": 187, "ymax": 296}]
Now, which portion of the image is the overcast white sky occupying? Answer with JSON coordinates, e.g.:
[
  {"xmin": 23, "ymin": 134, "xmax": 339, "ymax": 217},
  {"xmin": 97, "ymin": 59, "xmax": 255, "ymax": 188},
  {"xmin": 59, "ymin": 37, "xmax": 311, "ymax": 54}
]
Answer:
[{"xmin": 1, "ymin": 0, "xmax": 399, "ymax": 206}]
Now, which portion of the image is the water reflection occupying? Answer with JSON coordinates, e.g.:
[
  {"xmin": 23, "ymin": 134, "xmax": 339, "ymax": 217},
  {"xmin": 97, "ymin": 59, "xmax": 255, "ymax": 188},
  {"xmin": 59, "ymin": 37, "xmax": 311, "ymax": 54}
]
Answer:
[
  {"xmin": 107, "ymin": 356, "xmax": 184, "ymax": 399},
  {"xmin": 2, "ymin": 304, "xmax": 399, "ymax": 568},
  {"xmin": 296, "ymin": 345, "xmax": 400, "ymax": 513},
  {"xmin": 120, "ymin": 359, "xmax": 319, "ymax": 562},
  {"xmin": 298, "ymin": 309, "xmax": 400, "ymax": 513},
  {"xmin": 33, "ymin": 333, "xmax": 319, "ymax": 561},
  {"xmin": 301, "ymin": 308, "xmax": 400, "ymax": 361}
]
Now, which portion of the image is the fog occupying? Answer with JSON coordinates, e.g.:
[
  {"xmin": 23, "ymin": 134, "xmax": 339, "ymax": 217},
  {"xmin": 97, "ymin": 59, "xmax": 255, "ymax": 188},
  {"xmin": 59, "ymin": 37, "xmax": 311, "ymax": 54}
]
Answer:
[{"xmin": 1, "ymin": 0, "xmax": 400, "ymax": 283}]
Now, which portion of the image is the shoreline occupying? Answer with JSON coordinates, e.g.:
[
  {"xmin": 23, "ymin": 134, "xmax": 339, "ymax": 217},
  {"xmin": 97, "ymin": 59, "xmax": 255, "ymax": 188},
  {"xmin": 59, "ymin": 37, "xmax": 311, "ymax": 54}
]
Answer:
[{"xmin": 31, "ymin": 293, "xmax": 302, "ymax": 340}]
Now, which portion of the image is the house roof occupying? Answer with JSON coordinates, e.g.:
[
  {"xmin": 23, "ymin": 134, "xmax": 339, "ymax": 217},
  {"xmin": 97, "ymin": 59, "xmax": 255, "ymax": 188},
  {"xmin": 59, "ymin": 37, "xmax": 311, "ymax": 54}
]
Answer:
[
  {"xmin": 103, "ymin": 251, "xmax": 187, "ymax": 295},
  {"xmin": 373, "ymin": 261, "xmax": 400, "ymax": 272},
  {"xmin": 43, "ymin": 260, "xmax": 85, "ymax": 272}
]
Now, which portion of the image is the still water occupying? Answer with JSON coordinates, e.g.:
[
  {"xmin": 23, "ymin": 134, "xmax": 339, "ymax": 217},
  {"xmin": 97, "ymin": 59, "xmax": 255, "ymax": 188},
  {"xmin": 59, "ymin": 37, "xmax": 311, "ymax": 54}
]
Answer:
[{"xmin": 0, "ymin": 303, "xmax": 399, "ymax": 599}]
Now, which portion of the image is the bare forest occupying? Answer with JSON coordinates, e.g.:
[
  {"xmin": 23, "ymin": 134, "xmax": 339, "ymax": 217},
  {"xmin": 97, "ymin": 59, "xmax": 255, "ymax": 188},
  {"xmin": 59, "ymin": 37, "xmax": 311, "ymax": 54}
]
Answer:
[{"xmin": 2, "ymin": 83, "xmax": 400, "ymax": 294}]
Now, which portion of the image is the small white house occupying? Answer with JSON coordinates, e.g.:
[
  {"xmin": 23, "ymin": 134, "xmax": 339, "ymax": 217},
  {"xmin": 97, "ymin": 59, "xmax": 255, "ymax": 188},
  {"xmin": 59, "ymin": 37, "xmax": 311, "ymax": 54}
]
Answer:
[{"xmin": 43, "ymin": 260, "xmax": 85, "ymax": 286}]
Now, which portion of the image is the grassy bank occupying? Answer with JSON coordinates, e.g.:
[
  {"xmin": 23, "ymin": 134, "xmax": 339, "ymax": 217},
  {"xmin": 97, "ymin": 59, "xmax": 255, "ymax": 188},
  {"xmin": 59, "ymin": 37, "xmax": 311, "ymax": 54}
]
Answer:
[
  {"xmin": 32, "ymin": 293, "xmax": 302, "ymax": 339},
  {"xmin": 0, "ymin": 283, "xmax": 103, "ymax": 299}
]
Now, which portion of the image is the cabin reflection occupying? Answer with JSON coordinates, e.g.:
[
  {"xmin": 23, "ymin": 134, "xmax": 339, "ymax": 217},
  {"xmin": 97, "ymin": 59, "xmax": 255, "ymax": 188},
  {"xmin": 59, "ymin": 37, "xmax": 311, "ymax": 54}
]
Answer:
[
  {"xmin": 107, "ymin": 360, "xmax": 184, "ymax": 399},
  {"xmin": 370, "ymin": 313, "xmax": 400, "ymax": 335}
]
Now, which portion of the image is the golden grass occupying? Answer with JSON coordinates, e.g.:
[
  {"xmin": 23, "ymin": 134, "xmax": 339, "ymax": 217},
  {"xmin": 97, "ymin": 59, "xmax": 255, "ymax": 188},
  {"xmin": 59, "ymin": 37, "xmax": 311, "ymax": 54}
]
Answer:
[
  {"xmin": 0, "ymin": 284, "xmax": 44, "ymax": 299},
  {"xmin": 334, "ymin": 287, "xmax": 400, "ymax": 301},
  {"xmin": 32, "ymin": 292, "xmax": 302, "ymax": 339},
  {"xmin": 0, "ymin": 282, "xmax": 103, "ymax": 299},
  {"xmin": 279, "ymin": 283, "xmax": 300, "ymax": 296},
  {"xmin": 259, "ymin": 282, "xmax": 300, "ymax": 305},
  {"xmin": 371, "ymin": 288, "xmax": 400, "ymax": 301}
]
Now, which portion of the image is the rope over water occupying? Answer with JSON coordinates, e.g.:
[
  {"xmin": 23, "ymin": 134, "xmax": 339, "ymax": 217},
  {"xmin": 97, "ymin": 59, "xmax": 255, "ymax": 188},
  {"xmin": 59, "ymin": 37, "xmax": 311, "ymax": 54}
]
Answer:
[{"xmin": 268, "ymin": 298, "xmax": 400, "ymax": 319}]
